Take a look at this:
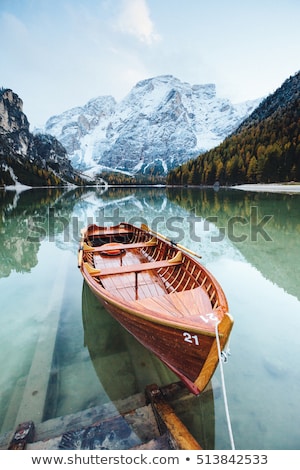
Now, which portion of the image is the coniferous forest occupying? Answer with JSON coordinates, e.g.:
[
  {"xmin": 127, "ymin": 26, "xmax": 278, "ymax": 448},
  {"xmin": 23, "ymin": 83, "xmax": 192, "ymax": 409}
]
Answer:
[{"xmin": 167, "ymin": 73, "xmax": 300, "ymax": 186}]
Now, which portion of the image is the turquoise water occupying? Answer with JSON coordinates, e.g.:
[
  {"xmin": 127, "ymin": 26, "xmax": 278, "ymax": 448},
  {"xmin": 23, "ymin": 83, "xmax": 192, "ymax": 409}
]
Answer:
[{"xmin": 1, "ymin": 186, "xmax": 300, "ymax": 449}]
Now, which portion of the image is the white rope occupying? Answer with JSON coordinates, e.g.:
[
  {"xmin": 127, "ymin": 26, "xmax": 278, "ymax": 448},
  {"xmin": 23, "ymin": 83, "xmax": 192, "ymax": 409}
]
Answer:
[{"xmin": 215, "ymin": 321, "xmax": 235, "ymax": 450}]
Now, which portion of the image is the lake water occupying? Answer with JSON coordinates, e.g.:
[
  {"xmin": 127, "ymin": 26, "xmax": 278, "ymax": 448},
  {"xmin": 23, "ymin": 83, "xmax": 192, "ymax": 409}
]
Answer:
[{"xmin": 1, "ymin": 186, "xmax": 300, "ymax": 450}]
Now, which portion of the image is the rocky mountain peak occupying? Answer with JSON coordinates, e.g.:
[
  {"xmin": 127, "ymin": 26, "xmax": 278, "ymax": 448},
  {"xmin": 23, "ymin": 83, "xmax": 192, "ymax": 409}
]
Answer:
[
  {"xmin": 44, "ymin": 75, "xmax": 262, "ymax": 177},
  {"xmin": 0, "ymin": 88, "xmax": 85, "ymax": 187},
  {"xmin": 0, "ymin": 88, "xmax": 29, "ymax": 133}
]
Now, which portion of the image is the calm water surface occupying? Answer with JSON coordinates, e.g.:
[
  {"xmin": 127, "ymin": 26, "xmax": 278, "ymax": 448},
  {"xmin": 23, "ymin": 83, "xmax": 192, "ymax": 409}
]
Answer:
[{"xmin": 0, "ymin": 186, "xmax": 300, "ymax": 450}]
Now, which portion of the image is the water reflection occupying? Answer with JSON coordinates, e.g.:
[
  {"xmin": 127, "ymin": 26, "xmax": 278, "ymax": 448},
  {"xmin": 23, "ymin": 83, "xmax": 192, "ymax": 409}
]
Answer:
[
  {"xmin": 82, "ymin": 281, "xmax": 177, "ymax": 399},
  {"xmin": 0, "ymin": 187, "xmax": 85, "ymax": 277},
  {"xmin": 166, "ymin": 187, "xmax": 300, "ymax": 300},
  {"xmin": 1, "ymin": 186, "xmax": 300, "ymax": 449}
]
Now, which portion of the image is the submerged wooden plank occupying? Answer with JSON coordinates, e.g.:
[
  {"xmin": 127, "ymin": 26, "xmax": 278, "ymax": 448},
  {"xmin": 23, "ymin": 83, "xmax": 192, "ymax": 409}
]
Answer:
[
  {"xmin": 13, "ymin": 255, "xmax": 69, "ymax": 427},
  {"xmin": 29, "ymin": 394, "xmax": 147, "ymax": 445},
  {"xmin": 146, "ymin": 384, "xmax": 202, "ymax": 450},
  {"xmin": 58, "ymin": 415, "xmax": 142, "ymax": 450},
  {"xmin": 2, "ymin": 381, "xmax": 213, "ymax": 450}
]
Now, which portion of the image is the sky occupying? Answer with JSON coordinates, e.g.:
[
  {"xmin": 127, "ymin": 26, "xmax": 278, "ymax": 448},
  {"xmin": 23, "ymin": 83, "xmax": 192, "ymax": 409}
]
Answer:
[{"xmin": 1, "ymin": 0, "xmax": 299, "ymax": 129}]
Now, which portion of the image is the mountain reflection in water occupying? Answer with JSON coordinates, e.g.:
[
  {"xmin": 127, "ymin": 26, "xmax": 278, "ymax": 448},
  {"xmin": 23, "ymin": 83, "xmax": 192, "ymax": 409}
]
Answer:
[
  {"xmin": 167, "ymin": 187, "xmax": 300, "ymax": 301},
  {"xmin": 1, "ymin": 186, "xmax": 300, "ymax": 450}
]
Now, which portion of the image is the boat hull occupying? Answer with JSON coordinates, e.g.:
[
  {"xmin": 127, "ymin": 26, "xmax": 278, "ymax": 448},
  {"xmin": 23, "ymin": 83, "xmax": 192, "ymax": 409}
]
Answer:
[{"xmin": 86, "ymin": 281, "xmax": 231, "ymax": 395}]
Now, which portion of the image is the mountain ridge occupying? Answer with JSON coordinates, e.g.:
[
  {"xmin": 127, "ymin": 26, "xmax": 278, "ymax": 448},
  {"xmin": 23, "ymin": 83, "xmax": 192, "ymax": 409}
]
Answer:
[
  {"xmin": 44, "ymin": 75, "xmax": 261, "ymax": 177},
  {"xmin": 167, "ymin": 71, "xmax": 300, "ymax": 185}
]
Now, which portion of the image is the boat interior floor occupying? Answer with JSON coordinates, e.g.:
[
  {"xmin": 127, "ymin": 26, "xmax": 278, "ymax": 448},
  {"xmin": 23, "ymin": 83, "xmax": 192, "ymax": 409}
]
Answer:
[
  {"xmin": 93, "ymin": 249, "xmax": 213, "ymax": 319},
  {"xmin": 132, "ymin": 286, "xmax": 213, "ymax": 319},
  {"xmin": 94, "ymin": 250, "xmax": 167, "ymax": 301}
]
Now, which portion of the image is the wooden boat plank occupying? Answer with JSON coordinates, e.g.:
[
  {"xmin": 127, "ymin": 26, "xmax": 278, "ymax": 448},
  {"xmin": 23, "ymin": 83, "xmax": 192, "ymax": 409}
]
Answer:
[
  {"xmin": 98, "ymin": 272, "xmax": 167, "ymax": 302},
  {"xmin": 131, "ymin": 287, "xmax": 220, "ymax": 332},
  {"xmin": 93, "ymin": 249, "xmax": 169, "ymax": 301},
  {"xmin": 84, "ymin": 241, "xmax": 157, "ymax": 253},
  {"xmin": 101, "ymin": 271, "xmax": 166, "ymax": 301},
  {"xmin": 93, "ymin": 250, "xmax": 140, "ymax": 270},
  {"xmin": 88, "ymin": 258, "xmax": 182, "ymax": 277}
]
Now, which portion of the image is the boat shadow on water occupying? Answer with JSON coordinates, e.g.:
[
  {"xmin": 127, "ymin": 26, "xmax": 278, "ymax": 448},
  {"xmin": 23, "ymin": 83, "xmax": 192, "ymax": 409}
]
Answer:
[{"xmin": 81, "ymin": 281, "xmax": 216, "ymax": 449}]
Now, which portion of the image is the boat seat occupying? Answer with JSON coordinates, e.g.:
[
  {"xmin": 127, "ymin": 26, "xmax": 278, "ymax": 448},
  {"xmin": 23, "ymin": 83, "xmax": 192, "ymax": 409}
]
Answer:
[
  {"xmin": 83, "ymin": 238, "xmax": 157, "ymax": 253},
  {"xmin": 88, "ymin": 228, "xmax": 134, "ymax": 237},
  {"xmin": 83, "ymin": 252, "xmax": 182, "ymax": 277}
]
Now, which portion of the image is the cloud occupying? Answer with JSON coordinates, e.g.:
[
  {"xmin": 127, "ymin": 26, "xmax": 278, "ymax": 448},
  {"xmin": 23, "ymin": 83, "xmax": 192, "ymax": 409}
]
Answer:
[{"xmin": 115, "ymin": 0, "xmax": 161, "ymax": 45}]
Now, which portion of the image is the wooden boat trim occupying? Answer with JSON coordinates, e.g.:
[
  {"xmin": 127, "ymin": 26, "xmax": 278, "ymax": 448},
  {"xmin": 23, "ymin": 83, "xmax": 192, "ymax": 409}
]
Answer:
[{"xmin": 194, "ymin": 313, "xmax": 233, "ymax": 391}]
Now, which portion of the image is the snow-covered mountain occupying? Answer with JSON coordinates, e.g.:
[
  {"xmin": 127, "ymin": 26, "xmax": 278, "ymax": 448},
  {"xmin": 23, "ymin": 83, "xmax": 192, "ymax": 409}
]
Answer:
[{"xmin": 44, "ymin": 75, "xmax": 261, "ymax": 177}]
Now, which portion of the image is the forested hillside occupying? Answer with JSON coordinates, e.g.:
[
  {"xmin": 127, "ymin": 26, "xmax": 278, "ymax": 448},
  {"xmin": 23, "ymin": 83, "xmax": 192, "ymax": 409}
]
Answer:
[{"xmin": 167, "ymin": 72, "xmax": 300, "ymax": 185}]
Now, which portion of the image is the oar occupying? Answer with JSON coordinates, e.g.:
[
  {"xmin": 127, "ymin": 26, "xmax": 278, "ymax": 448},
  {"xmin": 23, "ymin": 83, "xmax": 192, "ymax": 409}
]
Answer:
[{"xmin": 141, "ymin": 224, "xmax": 202, "ymax": 259}]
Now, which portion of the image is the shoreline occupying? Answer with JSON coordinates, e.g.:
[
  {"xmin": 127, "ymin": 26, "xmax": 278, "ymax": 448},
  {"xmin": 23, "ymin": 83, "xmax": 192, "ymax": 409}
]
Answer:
[
  {"xmin": 2, "ymin": 182, "xmax": 300, "ymax": 194},
  {"xmin": 231, "ymin": 183, "xmax": 300, "ymax": 193}
]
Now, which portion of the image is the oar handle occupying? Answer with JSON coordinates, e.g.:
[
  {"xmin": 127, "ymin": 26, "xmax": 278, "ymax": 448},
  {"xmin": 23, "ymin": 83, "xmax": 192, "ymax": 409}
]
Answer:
[
  {"xmin": 141, "ymin": 224, "xmax": 202, "ymax": 259},
  {"xmin": 78, "ymin": 248, "xmax": 83, "ymax": 268}
]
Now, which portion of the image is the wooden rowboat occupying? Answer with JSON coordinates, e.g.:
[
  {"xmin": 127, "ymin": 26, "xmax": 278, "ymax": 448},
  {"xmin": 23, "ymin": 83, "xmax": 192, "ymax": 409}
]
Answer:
[{"xmin": 78, "ymin": 222, "xmax": 233, "ymax": 395}]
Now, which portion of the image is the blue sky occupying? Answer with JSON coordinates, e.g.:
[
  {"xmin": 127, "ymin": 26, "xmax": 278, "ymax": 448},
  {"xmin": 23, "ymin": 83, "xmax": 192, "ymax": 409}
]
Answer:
[{"xmin": 1, "ymin": 0, "xmax": 299, "ymax": 128}]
